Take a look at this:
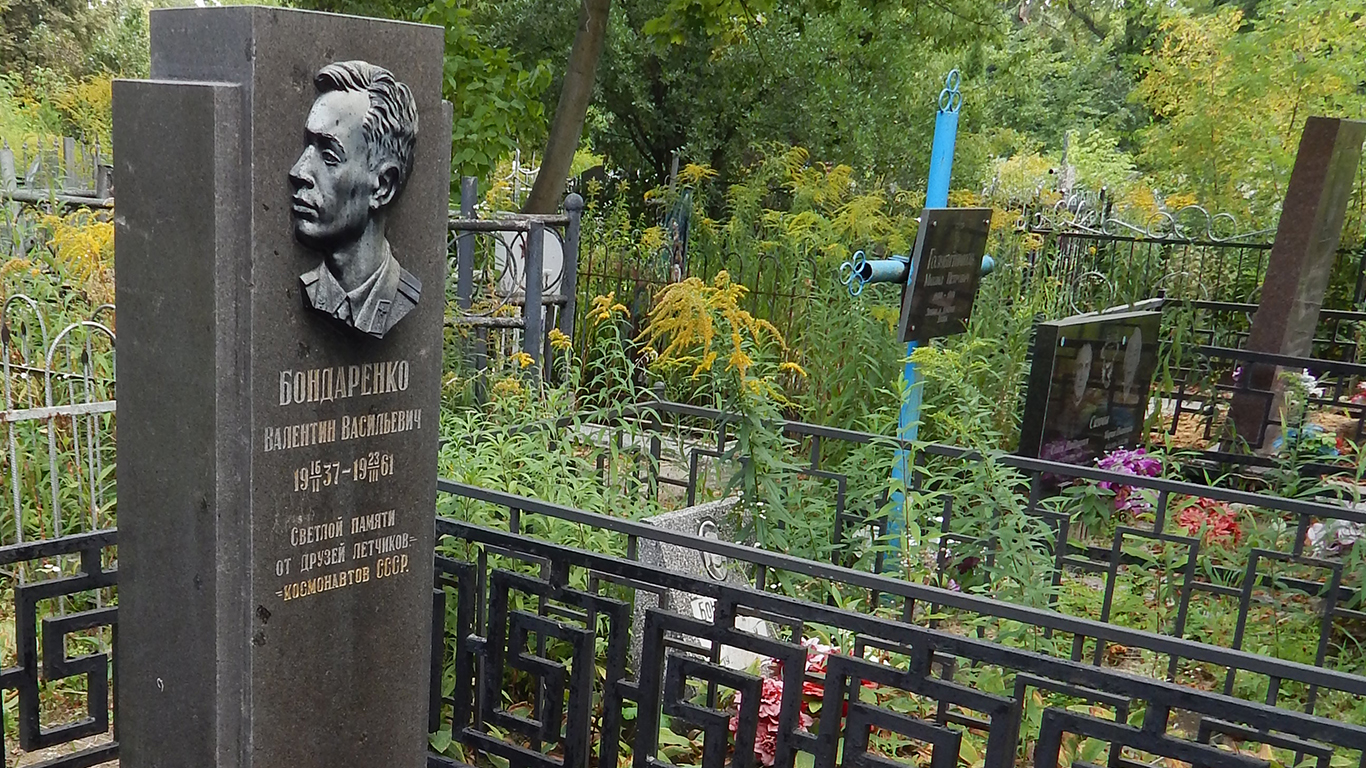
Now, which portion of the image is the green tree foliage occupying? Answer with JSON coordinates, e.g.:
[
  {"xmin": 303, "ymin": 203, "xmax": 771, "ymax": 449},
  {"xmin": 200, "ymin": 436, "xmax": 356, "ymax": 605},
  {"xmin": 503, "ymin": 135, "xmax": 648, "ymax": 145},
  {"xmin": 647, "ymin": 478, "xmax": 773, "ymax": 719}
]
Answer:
[
  {"xmin": 476, "ymin": 0, "xmax": 1005, "ymax": 189},
  {"xmin": 1134, "ymin": 0, "xmax": 1366, "ymax": 226},
  {"xmin": 296, "ymin": 0, "xmax": 552, "ymax": 182},
  {"xmin": 420, "ymin": 1, "xmax": 551, "ymax": 181},
  {"xmin": 0, "ymin": 0, "xmax": 152, "ymax": 81}
]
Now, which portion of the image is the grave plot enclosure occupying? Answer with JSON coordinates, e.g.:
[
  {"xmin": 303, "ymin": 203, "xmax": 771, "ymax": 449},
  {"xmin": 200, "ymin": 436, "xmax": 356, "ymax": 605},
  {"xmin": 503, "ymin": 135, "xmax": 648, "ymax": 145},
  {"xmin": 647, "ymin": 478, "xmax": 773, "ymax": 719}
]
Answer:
[{"xmin": 114, "ymin": 7, "xmax": 450, "ymax": 767}]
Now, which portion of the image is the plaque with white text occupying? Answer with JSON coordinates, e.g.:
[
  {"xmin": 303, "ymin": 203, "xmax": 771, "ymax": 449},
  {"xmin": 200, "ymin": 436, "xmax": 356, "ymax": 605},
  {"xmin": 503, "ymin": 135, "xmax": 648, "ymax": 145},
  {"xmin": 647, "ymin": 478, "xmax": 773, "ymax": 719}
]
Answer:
[{"xmin": 897, "ymin": 207, "xmax": 991, "ymax": 344}]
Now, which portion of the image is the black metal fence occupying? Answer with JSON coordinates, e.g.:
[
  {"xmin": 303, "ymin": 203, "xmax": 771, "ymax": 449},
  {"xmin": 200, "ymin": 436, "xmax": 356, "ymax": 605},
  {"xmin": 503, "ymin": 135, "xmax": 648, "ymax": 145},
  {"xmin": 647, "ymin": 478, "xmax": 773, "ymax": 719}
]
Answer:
[
  {"xmin": 1020, "ymin": 210, "xmax": 1366, "ymax": 319},
  {"xmin": 447, "ymin": 177, "xmax": 583, "ymax": 390},
  {"xmin": 573, "ymin": 220, "xmax": 819, "ymax": 349},
  {"xmin": 12, "ymin": 467, "xmax": 1366, "ymax": 768},
  {"xmin": 1156, "ymin": 341, "xmax": 1366, "ymax": 456},
  {"xmin": 429, "ymin": 480, "xmax": 1366, "ymax": 768},
  {"xmin": 557, "ymin": 401, "xmax": 1366, "ymax": 672}
]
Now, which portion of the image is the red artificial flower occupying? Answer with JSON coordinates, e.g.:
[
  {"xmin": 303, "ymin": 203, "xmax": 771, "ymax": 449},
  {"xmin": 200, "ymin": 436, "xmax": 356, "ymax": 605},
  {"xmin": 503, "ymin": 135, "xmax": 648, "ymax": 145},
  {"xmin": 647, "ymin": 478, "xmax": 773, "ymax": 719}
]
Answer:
[{"xmin": 1177, "ymin": 498, "xmax": 1242, "ymax": 545}]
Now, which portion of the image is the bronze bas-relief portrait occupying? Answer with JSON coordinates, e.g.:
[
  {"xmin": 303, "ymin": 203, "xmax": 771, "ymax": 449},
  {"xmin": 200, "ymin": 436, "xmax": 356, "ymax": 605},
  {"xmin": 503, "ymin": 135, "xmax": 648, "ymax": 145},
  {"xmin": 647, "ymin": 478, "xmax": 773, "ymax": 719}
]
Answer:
[{"xmin": 290, "ymin": 61, "xmax": 421, "ymax": 339}]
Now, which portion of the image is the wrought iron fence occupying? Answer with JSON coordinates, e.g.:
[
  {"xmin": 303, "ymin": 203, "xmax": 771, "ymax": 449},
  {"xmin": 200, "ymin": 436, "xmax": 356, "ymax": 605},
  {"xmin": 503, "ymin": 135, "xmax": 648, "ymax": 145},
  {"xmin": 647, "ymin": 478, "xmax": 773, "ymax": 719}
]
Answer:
[
  {"xmin": 1166, "ymin": 301, "xmax": 1366, "ymax": 363},
  {"xmin": 568, "ymin": 401, "xmax": 1366, "ymax": 670},
  {"xmin": 1155, "ymin": 342, "xmax": 1366, "ymax": 455},
  {"xmin": 573, "ymin": 219, "xmax": 819, "ymax": 351},
  {"xmin": 446, "ymin": 177, "xmax": 583, "ymax": 392},
  {"xmin": 0, "ymin": 138, "xmax": 112, "ymax": 200},
  {"xmin": 1018, "ymin": 204, "xmax": 1366, "ymax": 317},
  {"xmin": 429, "ymin": 480, "xmax": 1366, "ymax": 768},
  {"xmin": 7, "ymin": 470, "xmax": 1366, "ymax": 767},
  {"xmin": 1, "ymin": 295, "xmax": 116, "ymax": 550},
  {"xmin": 0, "ymin": 139, "xmax": 114, "ymax": 234},
  {"xmin": 0, "ymin": 294, "xmax": 116, "ymax": 766}
]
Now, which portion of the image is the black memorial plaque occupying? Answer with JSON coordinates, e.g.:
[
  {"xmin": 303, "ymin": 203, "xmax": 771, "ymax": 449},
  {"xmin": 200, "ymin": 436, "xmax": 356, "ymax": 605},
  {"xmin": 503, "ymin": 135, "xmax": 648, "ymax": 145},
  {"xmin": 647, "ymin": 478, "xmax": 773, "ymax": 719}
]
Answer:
[
  {"xmin": 114, "ymin": 7, "xmax": 450, "ymax": 767},
  {"xmin": 1018, "ymin": 309, "xmax": 1162, "ymax": 466},
  {"xmin": 897, "ymin": 207, "xmax": 991, "ymax": 344}
]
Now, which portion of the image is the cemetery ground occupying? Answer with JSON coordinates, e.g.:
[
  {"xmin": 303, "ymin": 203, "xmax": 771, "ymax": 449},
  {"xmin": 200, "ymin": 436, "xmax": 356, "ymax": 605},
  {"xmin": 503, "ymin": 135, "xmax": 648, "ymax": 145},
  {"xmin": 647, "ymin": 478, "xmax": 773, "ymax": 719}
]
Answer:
[
  {"xmin": 8, "ymin": 156, "xmax": 1366, "ymax": 766},
  {"xmin": 7, "ymin": 62, "xmax": 1366, "ymax": 760}
]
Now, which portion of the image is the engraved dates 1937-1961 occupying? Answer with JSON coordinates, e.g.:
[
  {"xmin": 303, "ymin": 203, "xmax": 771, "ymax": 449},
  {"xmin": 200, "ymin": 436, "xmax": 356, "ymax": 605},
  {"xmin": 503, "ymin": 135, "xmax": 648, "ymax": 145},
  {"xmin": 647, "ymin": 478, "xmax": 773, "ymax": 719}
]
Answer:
[{"xmin": 290, "ymin": 60, "xmax": 422, "ymax": 339}]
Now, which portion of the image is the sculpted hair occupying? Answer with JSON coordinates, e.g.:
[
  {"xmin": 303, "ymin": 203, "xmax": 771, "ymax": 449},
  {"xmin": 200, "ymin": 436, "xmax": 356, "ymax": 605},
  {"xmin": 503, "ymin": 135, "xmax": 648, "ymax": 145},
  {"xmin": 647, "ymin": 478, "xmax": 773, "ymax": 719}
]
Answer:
[{"xmin": 314, "ymin": 61, "xmax": 419, "ymax": 196}]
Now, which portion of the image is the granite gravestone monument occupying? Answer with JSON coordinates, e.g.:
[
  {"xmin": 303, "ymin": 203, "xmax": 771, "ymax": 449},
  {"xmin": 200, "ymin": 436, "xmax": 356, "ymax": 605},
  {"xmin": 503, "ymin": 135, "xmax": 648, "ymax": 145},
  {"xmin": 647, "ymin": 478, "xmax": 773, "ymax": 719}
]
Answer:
[
  {"xmin": 114, "ymin": 7, "xmax": 450, "ymax": 767},
  {"xmin": 1018, "ymin": 309, "xmax": 1161, "ymax": 466},
  {"xmin": 897, "ymin": 207, "xmax": 992, "ymax": 344},
  {"xmin": 633, "ymin": 498, "xmax": 773, "ymax": 671},
  {"xmin": 1230, "ymin": 117, "xmax": 1366, "ymax": 445}
]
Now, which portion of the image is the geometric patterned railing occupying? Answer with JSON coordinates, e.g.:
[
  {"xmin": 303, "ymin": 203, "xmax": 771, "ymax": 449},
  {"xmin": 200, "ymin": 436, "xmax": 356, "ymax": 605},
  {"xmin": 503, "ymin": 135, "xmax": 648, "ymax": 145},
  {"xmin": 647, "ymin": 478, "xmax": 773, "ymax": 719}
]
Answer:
[
  {"xmin": 6, "ymin": 481, "xmax": 1366, "ymax": 768},
  {"xmin": 429, "ymin": 482, "xmax": 1366, "ymax": 768},
  {"xmin": 0, "ymin": 529, "xmax": 118, "ymax": 767},
  {"xmin": 588, "ymin": 402, "xmax": 1366, "ymax": 665}
]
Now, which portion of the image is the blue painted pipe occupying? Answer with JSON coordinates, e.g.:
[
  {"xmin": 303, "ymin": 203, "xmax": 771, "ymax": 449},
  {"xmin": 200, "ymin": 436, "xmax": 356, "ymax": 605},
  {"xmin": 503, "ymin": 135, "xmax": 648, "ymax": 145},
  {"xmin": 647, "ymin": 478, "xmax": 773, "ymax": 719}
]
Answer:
[
  {"xmin": 856, "ymin": 256, "xmax": 911, "ymax": 285},
  {"xmin": 890, "ymin": 69, "xmax": 963, "ymax": 552},
  {"xmin": 857, "ymin": 254, "xmax": 993, "ymax": 287}
]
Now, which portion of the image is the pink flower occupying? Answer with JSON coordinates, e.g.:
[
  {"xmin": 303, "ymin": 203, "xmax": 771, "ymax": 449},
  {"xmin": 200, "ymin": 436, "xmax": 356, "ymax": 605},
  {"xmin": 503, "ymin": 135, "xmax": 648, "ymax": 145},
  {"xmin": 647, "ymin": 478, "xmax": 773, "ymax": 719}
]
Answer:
[
  {"xmin": 730, "ymin": 677, "xmax": 788, "ymax": 766},
  {"xmin": 731, "ymin": 637, "xmax": 885, "ymax": 764},
  {"xmin": 1097, "ymin": 448, "xmax": 1162, "ymax": 516},
  {"xmin": 758, "ymin": 678, "xmax": 783, "ymax": 718}
]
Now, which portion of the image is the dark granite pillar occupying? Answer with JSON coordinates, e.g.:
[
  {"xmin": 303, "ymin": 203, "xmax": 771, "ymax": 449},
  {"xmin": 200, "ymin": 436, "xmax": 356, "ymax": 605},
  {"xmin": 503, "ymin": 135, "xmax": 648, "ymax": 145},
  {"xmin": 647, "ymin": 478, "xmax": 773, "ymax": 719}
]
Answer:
[
  {"xmin": 114, "ymin": 7, "xmax": 451, "ymax": 767},
  {"xmin": 1229, "ymin": 116, "xmax": 1365, "ymax": 446}
]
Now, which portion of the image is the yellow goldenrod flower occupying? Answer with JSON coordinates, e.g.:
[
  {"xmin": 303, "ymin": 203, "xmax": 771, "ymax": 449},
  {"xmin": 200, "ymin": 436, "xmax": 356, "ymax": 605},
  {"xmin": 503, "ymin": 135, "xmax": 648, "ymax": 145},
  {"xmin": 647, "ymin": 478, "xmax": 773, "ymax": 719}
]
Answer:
[
  {"xmin": 779, "ymin": 361, "xmax": 808, "ymax": 378},
  {"xmin": 589, "ymin": 292, "xmax": 628, "ymax": 324},
  {"xmin": 512, "ymin": 352, "xmax": 534, "ymax": 369},
  {"xmin": 491, "ymin": 378, "xmax": 522, "ymax": 397},
  {"xmin": 548, "ymin": 328, "xmax": 571, "ymax": 351},
  {"xmin": 679, "ymin": 163, "xmax": 718, "ymax": 184},
  {"xmin": 727, "ymin": 346, "xmax": 753, "ymax": 378},
  {"xmin": 640, "ymin": 225, "xmax": 665, "ymax": 252},
  {"xmin": 693, "ymin": 350, "xmax": 718, "ymax": 376}
]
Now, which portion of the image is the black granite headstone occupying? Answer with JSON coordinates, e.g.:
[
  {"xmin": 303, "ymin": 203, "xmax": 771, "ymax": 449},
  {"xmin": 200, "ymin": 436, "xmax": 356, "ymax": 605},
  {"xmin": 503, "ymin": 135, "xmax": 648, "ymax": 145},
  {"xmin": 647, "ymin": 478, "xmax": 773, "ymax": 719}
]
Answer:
[
  {"xmin": 113, "ymin": 7, "xmax": 450, "ymax": 767},
  {"xmin": 1018, "ymin": 310, "xmax": 1161, "ymax": 465},
  {"xmin": 897, "ymin": 207, "xmax": 992, "ymax": 344}
]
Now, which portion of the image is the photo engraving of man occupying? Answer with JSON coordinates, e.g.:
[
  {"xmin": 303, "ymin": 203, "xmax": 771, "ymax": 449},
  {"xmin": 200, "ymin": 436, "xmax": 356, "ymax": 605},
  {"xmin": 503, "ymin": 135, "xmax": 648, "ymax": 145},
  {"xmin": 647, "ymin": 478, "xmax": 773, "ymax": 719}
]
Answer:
[{"xmin": 289, "ymin": 60, "xmax": 421, "ymax": 339}]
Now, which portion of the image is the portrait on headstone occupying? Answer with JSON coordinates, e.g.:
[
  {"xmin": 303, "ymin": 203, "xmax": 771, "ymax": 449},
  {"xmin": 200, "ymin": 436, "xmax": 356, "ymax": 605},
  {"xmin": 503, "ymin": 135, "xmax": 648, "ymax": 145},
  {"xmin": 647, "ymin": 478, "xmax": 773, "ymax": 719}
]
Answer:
[
  {"xmin": 1071, "ymin": 343, "xmax": 1092, "ymax": 406},
  {"xmin": 1019, "ymin": 309, "xmax": 1161, "ymax": 466},
  {"xmin": 1121, "ymin": 327, "xmax": 1144, "ymax": 403},
  {"xmin": 290, "ymin": 60, "xmax": 422, "ymax": 339}
]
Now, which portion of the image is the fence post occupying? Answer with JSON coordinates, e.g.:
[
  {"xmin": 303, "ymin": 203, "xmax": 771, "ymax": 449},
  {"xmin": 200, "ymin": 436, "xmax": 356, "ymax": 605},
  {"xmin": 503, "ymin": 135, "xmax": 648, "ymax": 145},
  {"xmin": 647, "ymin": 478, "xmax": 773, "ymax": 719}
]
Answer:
[
  {"xmin": 457, "ymin": 176, "xmax": 487, "ymax": 400},
  {"xmin": 561, "ymin": 193, "xmax": 583, "ymax": 342},
  {"xmin": 63, "ymin": 137, "xmax": 79, "ymax": 192},
  {"xmin": 1, "ymin": 141, "xmax": 14, "ymax": 191},
  {"xmin": 95, "ymin": 140, "xmax": 111, "ymax": 199},
  {"xmin": 525, "ymin": 222, "xmax": 545, "ymax": 375},
  {"xmin": 457, "ymin": 176, "xmax": 476, "ymax": 310},
  {"xmin": 1, "ymin": 141, "xmax": 15, "ymax": 257}
]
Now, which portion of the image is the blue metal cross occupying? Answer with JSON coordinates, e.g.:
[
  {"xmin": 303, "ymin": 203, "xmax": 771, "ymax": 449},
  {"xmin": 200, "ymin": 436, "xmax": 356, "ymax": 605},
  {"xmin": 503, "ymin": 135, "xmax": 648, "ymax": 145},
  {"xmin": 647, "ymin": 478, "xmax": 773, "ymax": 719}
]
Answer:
[{"xmin": 837, "ymin": 70, "xmax": 968, "ymax": 556}]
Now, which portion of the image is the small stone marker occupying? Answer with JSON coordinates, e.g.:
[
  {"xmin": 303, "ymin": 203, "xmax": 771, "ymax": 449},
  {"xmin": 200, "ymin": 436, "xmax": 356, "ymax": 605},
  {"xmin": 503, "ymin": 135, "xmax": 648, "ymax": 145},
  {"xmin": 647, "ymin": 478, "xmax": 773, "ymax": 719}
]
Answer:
[
  {"xmin": 114, "ymin": 7, "xmax": 450, "ymax": 767},
  {"xmin": 633, "ymin": 498, "xmax": 773, "ymax": 671},
  {"xmin": 897, "ymin": 207, "xmax": 992, "ymax": 344},
  {"xmin": 1018, "ymin": 309, "xmax": 1161, "ymax": 465}
]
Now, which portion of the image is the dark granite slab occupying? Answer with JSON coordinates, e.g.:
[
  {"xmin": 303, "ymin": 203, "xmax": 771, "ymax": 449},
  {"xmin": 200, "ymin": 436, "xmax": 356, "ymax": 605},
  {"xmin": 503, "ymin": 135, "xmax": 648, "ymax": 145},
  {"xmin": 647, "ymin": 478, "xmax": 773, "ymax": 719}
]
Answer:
[{"xmin": 114, "ymin": 7, "xmax": 451, "ymax": 767}]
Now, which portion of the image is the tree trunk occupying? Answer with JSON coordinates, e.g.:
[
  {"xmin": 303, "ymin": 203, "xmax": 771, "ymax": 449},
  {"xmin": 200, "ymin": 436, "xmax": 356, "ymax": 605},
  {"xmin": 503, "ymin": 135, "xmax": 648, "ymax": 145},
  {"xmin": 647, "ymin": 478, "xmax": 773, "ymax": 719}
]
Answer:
[{"xmin": 522, "ymin": 0, "xmax": 611, "ymax": 214}]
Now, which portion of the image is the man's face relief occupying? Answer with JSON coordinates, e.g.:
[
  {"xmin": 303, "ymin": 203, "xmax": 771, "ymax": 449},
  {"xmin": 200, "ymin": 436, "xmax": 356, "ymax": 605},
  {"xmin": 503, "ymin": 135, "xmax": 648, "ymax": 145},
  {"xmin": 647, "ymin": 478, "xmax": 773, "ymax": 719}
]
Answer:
[{"xmin": 289, "ymin": 89, "xmax": 376, "ymax": 251}]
